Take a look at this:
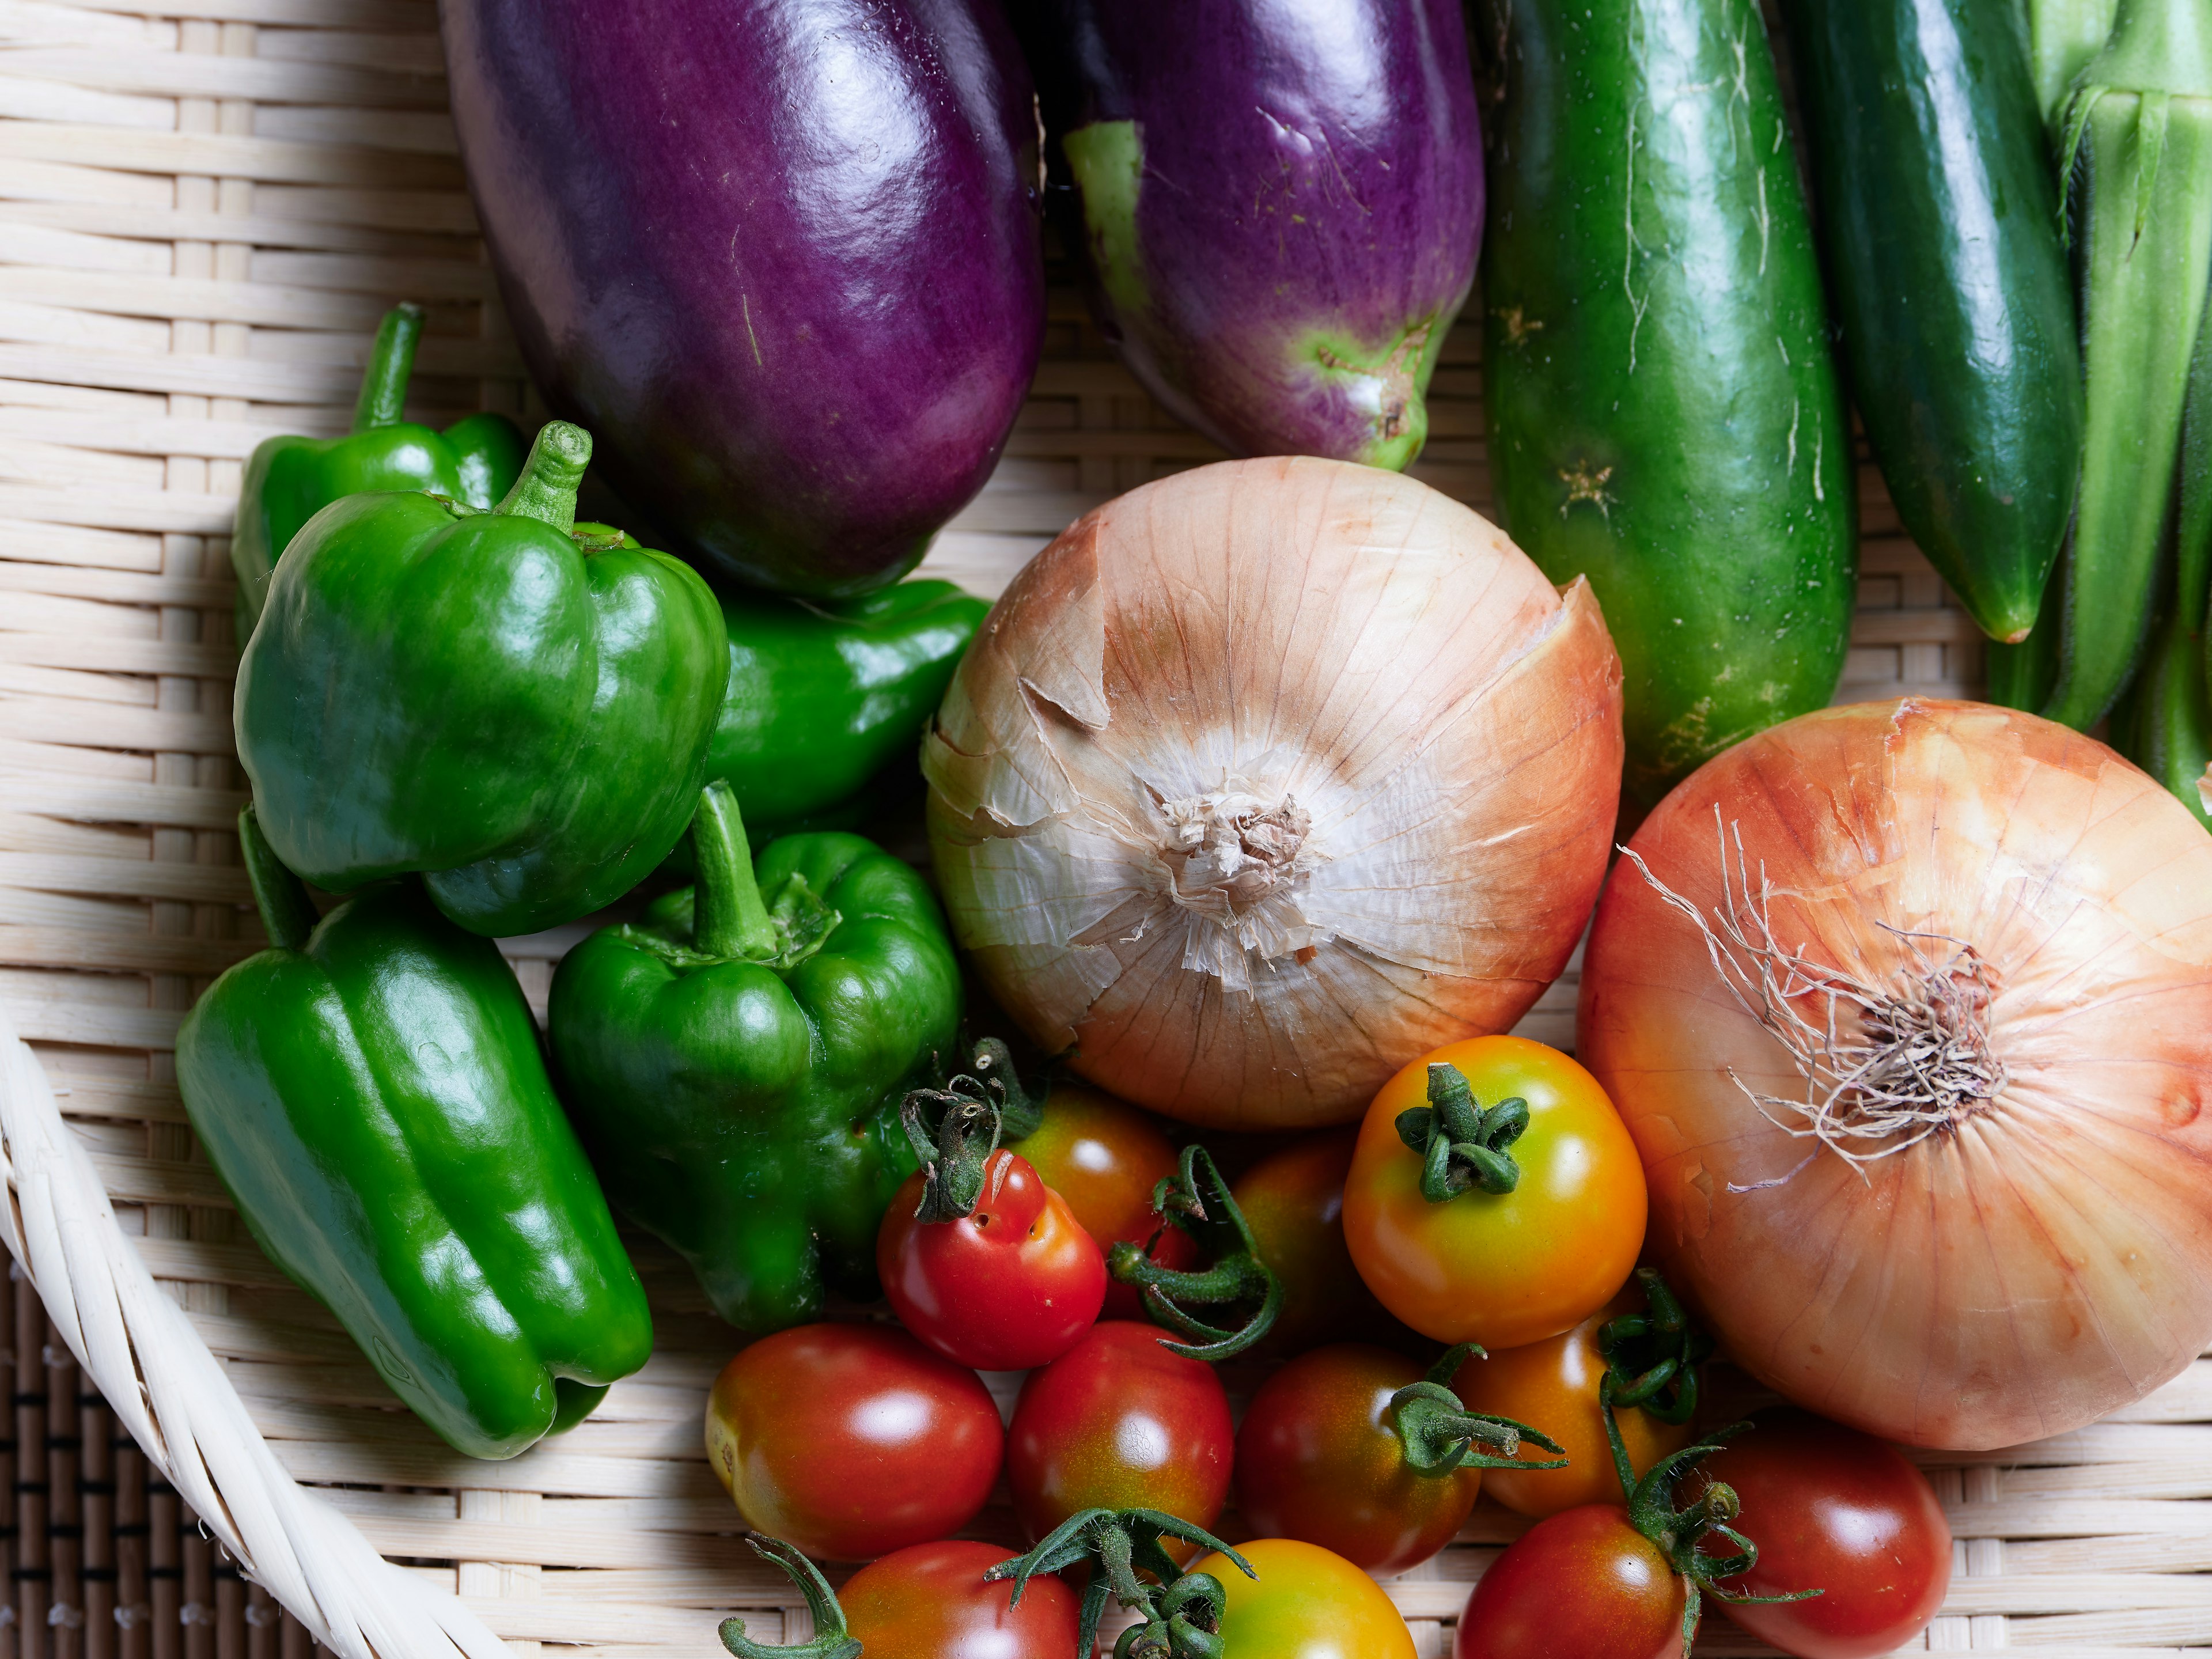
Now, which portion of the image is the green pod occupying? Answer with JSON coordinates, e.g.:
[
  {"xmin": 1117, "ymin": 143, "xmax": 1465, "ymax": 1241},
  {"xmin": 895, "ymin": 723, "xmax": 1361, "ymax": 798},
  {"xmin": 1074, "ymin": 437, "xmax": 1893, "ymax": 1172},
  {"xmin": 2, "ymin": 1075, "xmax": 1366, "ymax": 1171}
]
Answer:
[
  {"xmin": 232, "ymin": 304, "xmax": 524, "ymax": 637},
  {"xmin": 548, "ymin": 785, "xmax": 962, "ymax": 1333},
  {"xmin": 1786, "ymin": 0, "xmax": 2081, "ymax": 643},
  {"xmin": 235, "ymin": 421, "xmax": 728, "ymax": 937},
  {"xmin": 176, "ymin": 810, "xmax": 652, "ymax": 1460},
  {"xmin": 1481, "ymin": 0, "xmax": 1857, "ymax": 807},
  {"xmin": 2043, "ymin": 0, "xmax": 2212, "ymax": 731},
  {"xmin": 2027, "ymin": 0, "xmax": 2122, "ymax": 129}
]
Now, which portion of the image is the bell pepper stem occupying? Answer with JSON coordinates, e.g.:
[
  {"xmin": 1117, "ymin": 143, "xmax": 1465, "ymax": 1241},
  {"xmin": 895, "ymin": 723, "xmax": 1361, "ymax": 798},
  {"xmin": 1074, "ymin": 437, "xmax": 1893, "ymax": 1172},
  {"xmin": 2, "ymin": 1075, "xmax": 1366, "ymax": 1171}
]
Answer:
[
  {"xmin": 237, "ymin": 805, "xmax": 317, "ymax": 953},
  {"xmin": 692, "ymin": 782, "xmax": 779, "ymax": 960},
  {"xmin": 495, "ymin": 420, "xmax": 593, "ymax": 533},
  {"xmin": 351, "ymin": 304, "xmax": 424, "ymax": 434}
]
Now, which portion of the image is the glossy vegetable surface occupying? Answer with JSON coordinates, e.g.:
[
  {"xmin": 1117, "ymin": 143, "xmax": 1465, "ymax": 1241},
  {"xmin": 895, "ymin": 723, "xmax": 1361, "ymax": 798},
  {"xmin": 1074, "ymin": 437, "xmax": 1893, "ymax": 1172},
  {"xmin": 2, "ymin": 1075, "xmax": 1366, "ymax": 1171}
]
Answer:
[
  {"xmin": 1006, "ymin": 1321, "xmax": 1234, "ymax": 1543},
  {"xmin": 444, "ymin": 0, "xmax": 1044, "ymax": 597},
  {"xmin": 703, "ymin": 1326, "xmax": 1003, "ymax": 1562},
  {"xmin": 877, "ymin": 1147, "xmax": 1108, "ymax": 1372},
  {"xmin": 1452, "ymin": 1506, "xmax": 1683, "ymax": 1659},
  {"xmin": 834, "ymin": 1541, "xmax": 1082, "ymax": 1659},
  {"xmin": 1699, "ymin": 1411, "xmax": 1951, "ymax": 1658},
  {"xmin": 176, "ymin": 812, "xmax": 649, "ymax": 1461},
  {"xmin": 232, "ymin": 304, "xmax": 522, "ymax": 635},
  {"xmin": 550, "ymin": 786, "xmax": 961, "ymax": 1334},
  {"xmin": 1785, "ymin": 0, "xmax": 2080, "ymax": 643},
  {"xmin": 1233, "ymin": 1131, "xmax": 1399, "ymax": 1354},
  {"xmin": 1233, "ymin": 1344, "xmax": 1483, "ymax": 1575},
  {"xmin": 236, "ymin": 422, "xmax": 726, "ymax": 937},
  {"xmin": 1020, "ymin": 0, "xmax": 1481, "ymax": 469},
  {"xmin": 1192, "ymin": 1539, "xmax": 1417, "ymax": 1659},
  {"xmin": 1481, "ymin": 0, "xmax": 1855, "ymax": 805},
  {"xmin": 1342, "ymin": 1036, "xmax": 1646, "ymax": 1349}
]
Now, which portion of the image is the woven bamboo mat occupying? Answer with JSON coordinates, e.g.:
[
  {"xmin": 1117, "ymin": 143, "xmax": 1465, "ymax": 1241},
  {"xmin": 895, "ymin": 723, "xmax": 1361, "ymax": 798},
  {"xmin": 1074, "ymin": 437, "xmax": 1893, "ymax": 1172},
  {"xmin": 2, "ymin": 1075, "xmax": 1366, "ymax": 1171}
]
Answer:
[{"xmin": 2, "ymin": 1, "xmax": 2206, "ymax": 1654}]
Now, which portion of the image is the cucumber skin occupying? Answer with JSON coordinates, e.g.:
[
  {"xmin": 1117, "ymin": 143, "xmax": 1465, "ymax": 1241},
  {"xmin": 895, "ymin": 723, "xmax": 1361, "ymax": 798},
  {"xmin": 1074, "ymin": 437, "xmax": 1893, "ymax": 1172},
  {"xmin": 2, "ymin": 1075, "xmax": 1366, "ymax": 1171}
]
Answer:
[
  {"xmin": 1482, "ymin": 0, "xmax": 1857, "ymax": 808},
  {"xmin": 1786, "ymin": 0, "xmax": 2081, "ymax": 645}
]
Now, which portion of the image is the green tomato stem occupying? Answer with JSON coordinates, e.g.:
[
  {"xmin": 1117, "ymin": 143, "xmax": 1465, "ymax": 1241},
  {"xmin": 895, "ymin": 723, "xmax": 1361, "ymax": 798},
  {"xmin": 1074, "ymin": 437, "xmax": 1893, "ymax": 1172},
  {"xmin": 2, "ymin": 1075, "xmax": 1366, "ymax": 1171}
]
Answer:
[
  {"xmin": 1388, "ymin": 1343, "xmax": 1569, "ymax": 1477},
  {"xmin": 1395, "ymin": 1063, "xmax": 1528, "ymax": 1200},
  {"xmin": 351, "ymin": 302, "xmax": 423, "ymax": 434},
  {"xmin": 717, "ymin": 1537, "xmax": 861, "ymax": 1659},
  {"xmin": 1106, "ymin": 1144, "xmax": 1282, "ymax": 1361}
]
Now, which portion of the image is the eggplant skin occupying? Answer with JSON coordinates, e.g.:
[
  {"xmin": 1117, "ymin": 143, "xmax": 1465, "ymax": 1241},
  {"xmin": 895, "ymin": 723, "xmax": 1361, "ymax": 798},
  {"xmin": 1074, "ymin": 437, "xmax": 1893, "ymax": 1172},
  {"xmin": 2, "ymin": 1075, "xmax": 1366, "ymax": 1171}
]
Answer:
[
  {"xmin": 1019, "ymin": 0, "xmax": 1482, "ymax": 470},
  {"xmin": 442, "ymin": 0, "xmax": 1046, "ymax": 598}
]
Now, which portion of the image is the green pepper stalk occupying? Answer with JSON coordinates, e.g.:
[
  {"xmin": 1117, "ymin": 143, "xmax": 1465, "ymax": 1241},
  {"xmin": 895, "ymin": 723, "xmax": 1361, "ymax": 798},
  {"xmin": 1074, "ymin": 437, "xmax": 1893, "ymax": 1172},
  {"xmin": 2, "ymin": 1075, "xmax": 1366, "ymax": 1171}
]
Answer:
[
  {"xmin": 2043, "ymin": 0, "xmax": 2212, "ymax": 732},
  {"xmin": 2028, "ymin": 0, "xmax": 2122, "ymax": 128},
  {"xmin": 1389, "ymin": 1343, "xmax": 1569, "ymax": 1476},
  {"xmin": 719, "ymin": 1537, "xmax": 862, "ymax": 1659},
  {"xmin": 1395, "ymin": 1061, "xmax": 1529, "ymax": 1198},
  {"xmin": 985, "ymin": 1509, "xmax": 1256, "ymax": 1659},
  {"xmin": 1107, "ymin": 1144, "xmax": 1283, "ymax": 1362}
]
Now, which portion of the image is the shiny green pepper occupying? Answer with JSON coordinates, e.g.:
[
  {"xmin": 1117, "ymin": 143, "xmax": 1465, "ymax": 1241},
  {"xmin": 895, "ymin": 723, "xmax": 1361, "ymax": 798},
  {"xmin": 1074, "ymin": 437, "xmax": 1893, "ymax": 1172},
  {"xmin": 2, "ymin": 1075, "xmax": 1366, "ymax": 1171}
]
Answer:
[
  {"xmin": 231, "ymin": 304, "xmax": 524, "ymax": 637},
  {"xmin": 235, "ymin": 419, "xmax": 728, "ymax": 937},
  {"xmin": 548, "ymin": 783, "xmax": 962, "ymax": 1332},
  {"xmin": 176, "ymin": 809, "xmax": 653, "ymax": 1460}
]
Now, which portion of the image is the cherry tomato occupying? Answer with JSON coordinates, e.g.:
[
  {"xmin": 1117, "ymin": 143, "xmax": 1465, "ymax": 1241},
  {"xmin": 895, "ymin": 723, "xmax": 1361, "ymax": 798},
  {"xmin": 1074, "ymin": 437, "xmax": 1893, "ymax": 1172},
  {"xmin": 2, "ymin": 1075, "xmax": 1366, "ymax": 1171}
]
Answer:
[
  {"xmin": 1013, "ymin": 1082, "xmax": 1199, "ymax": 1318},
  {"xmin": 1457, "ymin": 1291, "xmax": 1695, "ymax": 1518},
  {"xmin": 836, "ymin": 1540, "xmax": 1081, "ymax": 1659},
  {"xmin": 1343, "ymin": 1036, "xmax": 1646, "ymax": 1349},
  {"xmin": 877, "ymin": 1148, "xmax": 1108, "ymax": 1370},
  {"xmin": 1453, "ymin": 1505, "xmax": 1684, "ymax": 1659},
  {"xmin": 1192, "ymin": 1538, "xmax": 1415, "ymax": 1659},
  {"xmin": 1232, "ymin": 1131, "xmax": 1402, "ymax": 1354},
  {"xmin": 704, "ymin": 1324, "xmax": 1003, "ymax": 1560},
  {"xmin": 1234, "ymin": 1344, "xmax": 1479, "ymax": 1575},
  {"xmin": 1696, "ymin": 1410, "xmax": 1951, "ymax": 1658},
  {"xmin": 1007, "ymin": 1320, "xmax": 1233, "ymax": 1544}
]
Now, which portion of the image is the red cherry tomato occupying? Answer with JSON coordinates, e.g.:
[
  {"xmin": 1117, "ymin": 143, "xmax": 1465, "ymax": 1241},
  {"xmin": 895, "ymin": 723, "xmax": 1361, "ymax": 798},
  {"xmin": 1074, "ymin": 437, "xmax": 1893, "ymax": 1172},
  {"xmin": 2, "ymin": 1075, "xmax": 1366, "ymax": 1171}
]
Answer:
[
  {"xmin": 1235, "ymin": 1344, "xmax": 1480, "ymax": 1575},
  {"xmin": 1007, "ymin": 1320, "xmax": 1233, "ymax": 1544},
  {"xmin": 878, "ymin": 1148, "xmax": 1108, "ymax": 1370},
  {"xmin": 1232, "ymin": 1131, "xmax": 1404, "ymax": 1354},
  {"xmin": 1453, "ymin": 1505, "xmax": 1684, "ymax": 1659},
  {"xmin": 1192, "ymin": 1538, "xmax": 1416, "ymax": 1659},
  {"xmin": 704, "ymin": 1324, "xmax": 1003, "ymax": 1561},
  {"xmin": 1697, "ymin": 1410, "xmax": 1951, "ymax": 1658},
  {"xmin": 1013, "ymin": 1083, "xmax": 1200, "ymax": 1319},
  {"xmin": 835, "ymin": 1540, "xmax": 1082, "ymax": 1659}
]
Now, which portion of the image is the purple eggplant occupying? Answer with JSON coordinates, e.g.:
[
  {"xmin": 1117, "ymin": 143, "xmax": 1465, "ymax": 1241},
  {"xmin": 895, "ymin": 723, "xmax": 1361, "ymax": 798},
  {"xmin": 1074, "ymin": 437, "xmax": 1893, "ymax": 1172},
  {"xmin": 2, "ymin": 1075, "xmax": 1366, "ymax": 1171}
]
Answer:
[
  {"xmin": 442, "ymin": 0, "xmax": 1046, "ymax": 597},
  {"xmin": 1017, "ymin": 0, "xmax": 1482, "ymax": 469}
]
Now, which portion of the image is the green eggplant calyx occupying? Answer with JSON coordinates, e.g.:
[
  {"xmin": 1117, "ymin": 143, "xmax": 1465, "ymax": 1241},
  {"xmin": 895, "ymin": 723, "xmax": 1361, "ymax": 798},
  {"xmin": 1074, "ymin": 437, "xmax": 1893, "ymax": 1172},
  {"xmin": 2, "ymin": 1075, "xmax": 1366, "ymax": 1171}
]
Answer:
[
  {"xmin": 1396, "ymin": 1062, "xmax": 1528, "ymax": 1200},
  {"xmin": 1615, "ymin": 1422, "xmax": 1824, "ymax": 1659},
  {"xmin": 899, "ymin": 1074, "xmax": 1005, "ymax": 1224},
  {"xmin": 717, "ymin": 1536, "xmax": 862, "ymax": 1659},
  {"xmin": 1597, "ymin": 1268, "xmax": 1717, "ymax": 1452},
  {"xmin": 1389, "ymin": 1343, "xmax": 1567, "ymax": 1478},
  {"xmin": 1106, "ymin": 1143, "xmax": 1282, "ymax": 1362},
  {"xmin": 237, "ymin": 805, "xmax": 319, "ymax": 952},
  {"xmin": 496, "ymin": 420, "xmax": 592, "ymax": 533},
  {"xmin": 986, "ymin": 1508, "xmax": 1253, "ymax": 1659},
  {"xmin": 352, "ymin": 303, "xmax": 423, "ymax": 434}
]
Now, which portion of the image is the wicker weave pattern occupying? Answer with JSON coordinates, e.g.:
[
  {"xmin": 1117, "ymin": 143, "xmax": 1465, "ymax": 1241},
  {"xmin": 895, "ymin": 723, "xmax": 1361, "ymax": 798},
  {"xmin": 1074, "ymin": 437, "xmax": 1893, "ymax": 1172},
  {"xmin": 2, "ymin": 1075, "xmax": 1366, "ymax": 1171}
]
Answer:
[{"xmin": 0, "ymin": 2, "xmax": 2202, "ymax": 1655}]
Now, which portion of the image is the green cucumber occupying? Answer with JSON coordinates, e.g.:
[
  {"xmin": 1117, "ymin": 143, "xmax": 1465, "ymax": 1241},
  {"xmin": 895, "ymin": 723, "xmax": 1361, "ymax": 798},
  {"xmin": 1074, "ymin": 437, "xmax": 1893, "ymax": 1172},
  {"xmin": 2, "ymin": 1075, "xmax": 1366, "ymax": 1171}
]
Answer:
[
  {"xmin": 1787, "ymin": 0, "xmax": 2081, "ymax": 645},
  {"xmin": 1482, "ymin": 0, "xmax": 1856, "ymax": 807}
]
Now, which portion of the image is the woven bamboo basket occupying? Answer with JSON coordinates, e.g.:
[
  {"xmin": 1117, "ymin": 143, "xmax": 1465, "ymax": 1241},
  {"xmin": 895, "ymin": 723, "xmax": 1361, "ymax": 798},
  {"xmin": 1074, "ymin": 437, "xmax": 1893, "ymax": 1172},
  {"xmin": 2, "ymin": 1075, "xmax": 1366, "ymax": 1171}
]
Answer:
[{"xmin": 0, "ymin": 3, "xmax": 2206, "ymax": 1656}]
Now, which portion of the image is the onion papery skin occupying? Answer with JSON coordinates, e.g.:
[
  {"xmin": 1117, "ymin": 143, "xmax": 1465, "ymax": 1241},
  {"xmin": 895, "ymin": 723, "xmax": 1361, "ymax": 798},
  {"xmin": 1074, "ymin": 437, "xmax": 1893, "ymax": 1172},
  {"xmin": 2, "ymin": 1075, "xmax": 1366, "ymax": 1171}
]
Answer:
[
  {"xmin": 1579, "ymin": 697, "xmax": 2212, "ymax": 1449},
  {"xmin": 923, "ymin": 457, "xmax": 1623, "ymax": 1128}
]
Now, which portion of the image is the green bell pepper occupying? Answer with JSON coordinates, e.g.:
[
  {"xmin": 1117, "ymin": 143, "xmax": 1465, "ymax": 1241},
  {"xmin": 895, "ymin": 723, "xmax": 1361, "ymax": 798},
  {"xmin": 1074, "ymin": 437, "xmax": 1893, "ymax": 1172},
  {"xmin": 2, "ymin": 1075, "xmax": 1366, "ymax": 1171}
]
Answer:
[
  {"xmin": 176, "ymin": 809, "xmax": 653, "ymax": 1460},
  {"xmin": 710, "ymin": 580, "xmax": 989, "ymax": 837},
  {"xmin": 548, "ymin": 782, "xmax": 962, "ymax": 1333},
  {"xmin": 235, "ymin": 419, "xmax": 728, "ymax": 938},
  {"xmin": 232, "ymin": 304, "xmax": 524, "ymax": 637}
]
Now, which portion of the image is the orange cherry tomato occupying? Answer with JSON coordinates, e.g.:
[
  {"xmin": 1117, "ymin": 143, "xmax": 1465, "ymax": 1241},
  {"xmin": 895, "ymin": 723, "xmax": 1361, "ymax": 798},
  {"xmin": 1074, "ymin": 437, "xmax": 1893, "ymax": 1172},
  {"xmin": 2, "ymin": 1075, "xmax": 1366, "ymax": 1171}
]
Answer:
[
  {"xmin": 1192, "ymin": 1538, "xmax": 1416, "ymax": 1659},
  {"xmin": 1232, "ymin": 1131, "xmax": 1404, "ymax": 1355},
  {"xmin": 1342, "ymin": 1036, "xmax": 1646, "ymax": 1349},
  {"xmin": 1012, "ymin": 1082, "xmax": 1199, "ymax": 1318},
  {"xmin": 1456, "ymin": 1291, "xmax": 1696, "ymax": 1518}
]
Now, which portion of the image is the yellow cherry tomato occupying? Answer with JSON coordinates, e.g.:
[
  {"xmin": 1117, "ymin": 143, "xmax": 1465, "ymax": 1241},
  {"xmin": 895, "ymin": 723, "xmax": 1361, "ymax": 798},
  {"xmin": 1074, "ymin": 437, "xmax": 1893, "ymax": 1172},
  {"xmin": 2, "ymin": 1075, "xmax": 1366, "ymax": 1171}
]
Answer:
[
  {"xmin": 1341, "ymin": 1036, "xmax": 1646, "ymax": 1348},
  {"xmin": 1456, "ymin": 1290, "xmax": 1696, "ymax": 1517},
  {"xmin": 1192, "ymin": 1538, "xmax": 1415, "ymax": 1659}
]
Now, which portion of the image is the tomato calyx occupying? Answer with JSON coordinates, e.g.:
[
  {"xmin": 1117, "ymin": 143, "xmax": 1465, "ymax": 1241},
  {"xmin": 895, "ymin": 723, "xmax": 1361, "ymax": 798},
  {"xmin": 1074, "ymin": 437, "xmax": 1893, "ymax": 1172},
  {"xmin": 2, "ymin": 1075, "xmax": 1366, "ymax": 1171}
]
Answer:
[
  {"xmin": 1390, "ymin": 1343, "xmax": 1569, "ymax": 1476},
  {"xmin": 1597, "ymin": 1268, "xmax": 1714, "ymax": 1434},
  {"xmin": 718, "ymin": 1536, "xmax": 863, "ymax": 1659},
  {"xmin": 1106, "ymin": 1145, "xmax": 1283, "ymax": 1361},
  {"xmin": 900, "ymin": 1038, "xmax": 1052, "ymax": 1222},
  {"xmin": 1394, "ymin": 1062, "xmax": 1529, "ymax": 1200},
  {"xmin": 987, "ymin": 1508, "xmax": 1256, "ymax": 1659}
]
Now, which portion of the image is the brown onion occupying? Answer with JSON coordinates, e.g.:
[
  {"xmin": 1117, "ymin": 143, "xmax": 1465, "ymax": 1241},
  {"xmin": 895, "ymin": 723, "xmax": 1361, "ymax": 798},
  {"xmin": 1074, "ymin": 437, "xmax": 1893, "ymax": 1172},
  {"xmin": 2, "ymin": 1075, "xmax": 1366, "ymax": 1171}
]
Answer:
[
  {"xmin": 1580, "ymin": 698, "xmax": 2212, "ymax": 1449},
  {"xmin": 923, "ymin": 457, "xmax": 1623, "ymax": 1128}
]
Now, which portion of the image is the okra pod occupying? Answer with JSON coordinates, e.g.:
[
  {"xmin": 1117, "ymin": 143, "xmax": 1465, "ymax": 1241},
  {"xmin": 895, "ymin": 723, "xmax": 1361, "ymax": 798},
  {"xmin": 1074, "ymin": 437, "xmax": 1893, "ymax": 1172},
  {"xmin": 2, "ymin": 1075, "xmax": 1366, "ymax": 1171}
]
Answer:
[
  {"xmin": 2026, "ymin": 0, "xmax": 2120, "ymax": 128},
  {"xmin": 2043, "ymin": 0, "xmax": 2212, "ymax": 733}
]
